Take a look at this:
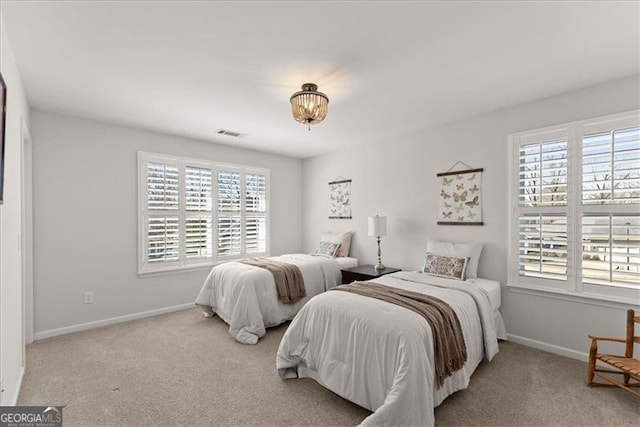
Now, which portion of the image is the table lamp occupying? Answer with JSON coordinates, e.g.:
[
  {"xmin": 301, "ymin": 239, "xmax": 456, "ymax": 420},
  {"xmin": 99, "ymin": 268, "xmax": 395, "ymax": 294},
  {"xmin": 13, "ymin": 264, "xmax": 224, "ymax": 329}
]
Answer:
[{"xmin": 368, "ymin": 215, "xmax": 387, "ymax": 271}]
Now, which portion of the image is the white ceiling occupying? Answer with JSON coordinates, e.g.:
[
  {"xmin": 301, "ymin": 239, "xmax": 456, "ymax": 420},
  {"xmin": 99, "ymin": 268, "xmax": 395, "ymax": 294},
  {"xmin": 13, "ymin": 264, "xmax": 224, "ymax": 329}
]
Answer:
[{"xmin": 2, "ymin": 1, "xmax": 638, "ymax": 158}]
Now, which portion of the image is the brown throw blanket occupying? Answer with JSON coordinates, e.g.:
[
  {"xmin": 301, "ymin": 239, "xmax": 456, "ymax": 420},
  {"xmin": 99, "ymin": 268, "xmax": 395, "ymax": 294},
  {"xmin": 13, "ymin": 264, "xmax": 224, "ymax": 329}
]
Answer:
[
  {"xmin": 238, "ymin": 258, "xmax": 306, "ymax": 304},
  {"xmin": 332, "ymin": 281, "xmax": 467, "ymax": 388}
]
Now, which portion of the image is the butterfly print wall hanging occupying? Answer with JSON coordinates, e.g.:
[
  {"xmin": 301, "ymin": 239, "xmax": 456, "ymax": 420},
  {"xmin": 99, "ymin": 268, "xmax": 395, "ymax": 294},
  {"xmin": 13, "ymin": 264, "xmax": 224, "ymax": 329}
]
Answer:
[
  {"xmin": 436, "ymin": 166, "xmax": 484, "ymax": 225},
  {"xmin": 329, "ymin": 178, "xmax": 352, "ymax": 219}
]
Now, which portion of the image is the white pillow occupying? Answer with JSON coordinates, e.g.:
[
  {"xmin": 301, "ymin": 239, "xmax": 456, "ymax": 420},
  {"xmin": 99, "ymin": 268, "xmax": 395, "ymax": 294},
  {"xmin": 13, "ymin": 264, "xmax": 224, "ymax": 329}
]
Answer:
[
  {"xmin": 426, "ymin": 239, "xmax": 483, "ymax": 279},
  {"xmin": 320, "ymin": 231, "xmax": 353, "ymax": 257}
]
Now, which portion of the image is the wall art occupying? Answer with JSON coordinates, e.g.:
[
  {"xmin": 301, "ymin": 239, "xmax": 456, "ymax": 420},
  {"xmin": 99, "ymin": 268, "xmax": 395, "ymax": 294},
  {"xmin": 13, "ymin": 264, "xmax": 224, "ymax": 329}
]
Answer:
[
  {"xmin": 328, "ymin": 177, "xmax": 352, "ymax": 219},
  {"xmin": 437, "ymin": 165, "xmax": 483, "ymax": 225}
]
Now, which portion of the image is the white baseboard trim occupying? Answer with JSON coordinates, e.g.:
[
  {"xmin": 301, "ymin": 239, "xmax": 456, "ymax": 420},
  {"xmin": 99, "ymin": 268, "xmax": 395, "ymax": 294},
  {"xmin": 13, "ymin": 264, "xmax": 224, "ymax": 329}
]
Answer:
[
  {"xmin": 4, "ymin": 366, "xmax": 25, "ymax": 406},
  {"xmin": 34, "ymin": 303, "xmax": 194, "ymax": 341},
  {"xmin": 507, "ymin": 333, "xmax": 589, "ymax": 363}
]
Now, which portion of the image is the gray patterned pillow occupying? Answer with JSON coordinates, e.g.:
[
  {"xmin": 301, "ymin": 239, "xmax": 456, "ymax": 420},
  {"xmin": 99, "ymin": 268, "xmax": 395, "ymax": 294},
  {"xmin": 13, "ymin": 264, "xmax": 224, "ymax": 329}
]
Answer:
[
  {"xmin": 422, "ymin": 253, "xmax": 469, "ymax": 280},
  {"xmin": 311, "ymin": 241, "xmax": 341, "ymax": 257}
]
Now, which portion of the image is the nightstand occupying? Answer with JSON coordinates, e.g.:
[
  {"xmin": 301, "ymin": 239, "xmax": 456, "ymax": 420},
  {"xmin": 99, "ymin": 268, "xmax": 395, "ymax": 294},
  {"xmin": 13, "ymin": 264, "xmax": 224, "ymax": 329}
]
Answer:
[{"xmin": 341, "ymin": 265, "xmax": 402, "ymax": 284}]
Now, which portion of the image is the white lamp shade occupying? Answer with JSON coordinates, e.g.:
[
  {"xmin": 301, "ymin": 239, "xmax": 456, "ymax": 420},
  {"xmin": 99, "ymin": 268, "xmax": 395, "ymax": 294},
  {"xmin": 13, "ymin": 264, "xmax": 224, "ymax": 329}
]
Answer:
[{"xmin": 368, "ymin": 215, "xmax": 387, "ymax": 237}]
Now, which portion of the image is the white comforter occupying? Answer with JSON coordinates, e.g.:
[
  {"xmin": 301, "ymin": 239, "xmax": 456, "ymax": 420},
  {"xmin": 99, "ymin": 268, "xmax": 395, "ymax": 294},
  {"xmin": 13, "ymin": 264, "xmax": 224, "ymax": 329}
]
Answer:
[
  {"xmin": 276, "ymin": 271, "xmax": 499, "ymax": 426},
  {"xmin": 195, "ymin": 254, "xmax": 342, "ymax": 344}
]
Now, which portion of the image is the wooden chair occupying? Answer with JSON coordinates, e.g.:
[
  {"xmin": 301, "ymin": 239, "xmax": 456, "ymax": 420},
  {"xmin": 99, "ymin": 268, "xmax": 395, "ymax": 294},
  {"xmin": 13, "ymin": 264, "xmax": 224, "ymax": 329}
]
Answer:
[{"xmin": 587, "ymin": 309, "xmax": 640, "ymax": 397}]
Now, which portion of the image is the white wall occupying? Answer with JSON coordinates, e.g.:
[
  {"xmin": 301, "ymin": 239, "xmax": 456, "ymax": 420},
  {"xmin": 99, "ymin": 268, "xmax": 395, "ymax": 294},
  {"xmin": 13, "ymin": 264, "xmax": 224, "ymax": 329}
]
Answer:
[
  {"xmin": 0, "ymin": 15, "xmax": 30, "ymax": 404},
  {"xmin": 31, "ymin": 111, "xmax": 302, "ymax": 336},
  {"xmin": 302, "ymin": 75, "xmax": 640, "ymax": 360}
]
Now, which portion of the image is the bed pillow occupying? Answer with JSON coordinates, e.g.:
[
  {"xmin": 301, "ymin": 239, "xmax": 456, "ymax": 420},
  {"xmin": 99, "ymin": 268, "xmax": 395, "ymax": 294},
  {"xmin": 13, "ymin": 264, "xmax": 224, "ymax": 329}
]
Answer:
[
  {"xmin": 422, "ymin": 253, "xmax": 469, "ymax": 281},
  {"xmin": 426, "ymin": 239, "xmax": 483, "ymax": 279},
  {"xmin": 320, "ymin": 231, "xmax": 353, "ymax": 257},
  {"xmin": 311, "ymin": 241, "xmax": 341, "ymax": 257}
]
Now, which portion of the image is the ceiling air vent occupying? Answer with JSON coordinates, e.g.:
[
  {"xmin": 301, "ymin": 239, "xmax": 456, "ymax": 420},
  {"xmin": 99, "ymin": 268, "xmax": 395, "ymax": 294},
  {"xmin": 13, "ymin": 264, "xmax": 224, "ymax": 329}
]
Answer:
[{"xmin": 216, "ymin": 129, "xmax": 246, "ymax": 138}]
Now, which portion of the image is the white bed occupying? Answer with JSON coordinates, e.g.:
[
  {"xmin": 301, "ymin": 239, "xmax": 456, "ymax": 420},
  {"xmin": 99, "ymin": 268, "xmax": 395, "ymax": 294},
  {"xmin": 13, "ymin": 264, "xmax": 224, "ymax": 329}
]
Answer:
[
  {"xmin": 195, "ymin": 253, "xmax": 358, "ymax": 344},
  {"xmin": 276, "ymin": 271, "xmax": 503, "ymax": 426}
]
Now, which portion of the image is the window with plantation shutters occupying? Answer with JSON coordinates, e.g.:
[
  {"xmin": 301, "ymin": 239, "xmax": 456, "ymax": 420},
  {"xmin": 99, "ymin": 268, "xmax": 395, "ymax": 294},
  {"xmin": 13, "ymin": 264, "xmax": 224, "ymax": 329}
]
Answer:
[
  {"xmin": 509, "ymin": 111, "xmax": 639, "ymax": 304},
  {"xmin": 215, "ymin": 168, "xmax": 269, "ymax": 258},
  {"xmin": 517, "ymin": 138, "xmax": 569, "ymax": 281},
  {"xmin": 217, "ymin": 170, "xmax": 242, "ymax": 256},
  {"xmin": 146, "ymin": 162, "xmax": 180, "ymax": 265},
  {"xmin": 138, "ymin": 152, "xmax": 269, "ymax": 274},
  {"xmin": 581, "ymin": 125, "xmax": 639, "ymax": 288},
  {"xmin": 185, "ymin": 166, "xmax": 212, "ymax": 260},
  {"xmin": 246, "ymin": 173, "xmax": 267, "ymax": 254}
]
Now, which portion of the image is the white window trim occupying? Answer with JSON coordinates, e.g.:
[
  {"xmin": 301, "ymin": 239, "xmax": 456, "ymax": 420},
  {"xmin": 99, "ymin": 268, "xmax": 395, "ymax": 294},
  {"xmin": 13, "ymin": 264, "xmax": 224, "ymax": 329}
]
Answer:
[
  {"xmin": 137, "ymin": 152, "xmax": 270, "ymax": 275},
  {"xmin": 507, "ymin": 110, "xmax": 640, "ymax": 306}
]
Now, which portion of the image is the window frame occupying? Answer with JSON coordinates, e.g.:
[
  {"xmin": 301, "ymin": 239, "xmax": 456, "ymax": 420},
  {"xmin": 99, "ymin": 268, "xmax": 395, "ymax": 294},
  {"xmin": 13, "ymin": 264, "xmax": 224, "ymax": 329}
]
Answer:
[
  {"xmin": 508, "ymin": 110, "xmax": 640, "ymax": 305},
  {"xmin": 137, "ymin": 152, "xmax": 270, "ymax": 275}
]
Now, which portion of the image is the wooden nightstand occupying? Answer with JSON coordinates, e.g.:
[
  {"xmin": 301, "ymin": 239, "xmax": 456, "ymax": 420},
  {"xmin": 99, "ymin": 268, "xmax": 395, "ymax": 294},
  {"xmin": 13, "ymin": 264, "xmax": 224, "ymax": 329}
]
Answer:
[{"xmin": 341, "ymin": 265, "xmax": 402, "ymax": 284}]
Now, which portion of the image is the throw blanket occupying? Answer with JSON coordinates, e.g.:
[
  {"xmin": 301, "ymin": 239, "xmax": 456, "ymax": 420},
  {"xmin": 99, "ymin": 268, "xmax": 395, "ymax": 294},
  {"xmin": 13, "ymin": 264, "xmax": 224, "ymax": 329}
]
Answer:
[
  {"xmin": 332, "ymin": 281, "xmax": 467, "ymax": 388},
  {"xmin": 238, "ymin": 258, "xmax": 306, "ymax": 304}
]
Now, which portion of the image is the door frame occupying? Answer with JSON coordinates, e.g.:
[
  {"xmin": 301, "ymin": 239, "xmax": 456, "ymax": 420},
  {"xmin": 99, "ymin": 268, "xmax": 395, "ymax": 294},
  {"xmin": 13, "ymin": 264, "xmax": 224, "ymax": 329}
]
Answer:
[{"xmin": 21, "ymin": 118, "xmax": 33, "ymax": 350}]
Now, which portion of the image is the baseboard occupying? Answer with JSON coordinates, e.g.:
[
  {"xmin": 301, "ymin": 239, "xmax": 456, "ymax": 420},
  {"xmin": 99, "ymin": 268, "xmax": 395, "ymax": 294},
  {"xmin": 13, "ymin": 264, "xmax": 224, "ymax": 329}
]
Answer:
[
  {"xmin": 4, "ymin": 366, "xmax": 25, "ymax": 406},
  {"xmin": 34, "ymin": 303, "xmax": 194, "ymax": 341},
  {"xmin": 507, "ymin": 333, "xmax": 589, "ymax": 362}
]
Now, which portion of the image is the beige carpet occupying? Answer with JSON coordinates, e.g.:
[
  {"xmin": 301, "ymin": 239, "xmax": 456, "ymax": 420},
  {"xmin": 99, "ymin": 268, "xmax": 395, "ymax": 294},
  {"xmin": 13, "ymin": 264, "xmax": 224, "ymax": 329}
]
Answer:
[{"xmin": 19, "ymin": 307, "xmax": 639, "ymax": 426}]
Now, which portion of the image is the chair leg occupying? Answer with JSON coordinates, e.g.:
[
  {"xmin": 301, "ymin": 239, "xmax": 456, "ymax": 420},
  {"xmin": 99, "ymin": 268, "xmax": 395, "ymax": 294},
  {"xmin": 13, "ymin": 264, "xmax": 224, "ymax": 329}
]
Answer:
[
  {"xmin": 587, "ymin": 339, "xmax": 597, "ymax": 385},
  {"xmin": 593, "ymin": 372, "xmax": 640, "ymax": 398}
]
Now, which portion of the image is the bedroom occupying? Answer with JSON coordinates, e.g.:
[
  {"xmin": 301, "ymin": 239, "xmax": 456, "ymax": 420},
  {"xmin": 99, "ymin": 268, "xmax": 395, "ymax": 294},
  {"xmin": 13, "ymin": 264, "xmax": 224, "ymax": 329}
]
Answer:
[{"xmin": 0, "ymin": 1, "xmax": 638, "ymax": 425}]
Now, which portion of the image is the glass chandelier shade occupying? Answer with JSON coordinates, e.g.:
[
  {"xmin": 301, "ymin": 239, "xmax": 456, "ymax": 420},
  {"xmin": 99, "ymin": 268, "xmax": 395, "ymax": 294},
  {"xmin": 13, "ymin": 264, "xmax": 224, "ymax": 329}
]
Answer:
[{"xmin": 290, "ymin": 83, "xmax": 329, "ymax": 128}]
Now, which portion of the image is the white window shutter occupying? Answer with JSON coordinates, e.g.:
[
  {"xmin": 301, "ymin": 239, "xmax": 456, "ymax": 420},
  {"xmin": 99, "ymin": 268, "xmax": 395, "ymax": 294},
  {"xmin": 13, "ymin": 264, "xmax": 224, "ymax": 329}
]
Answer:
[
  {"xmin": 582, "ymin": 214, "xmax": 640, "ymax": 285},
  {"xmin": 217, "ymin": 170, "xmax": 241, "ymax": 212},
  {"xmin": 518, "ymin": 214, "xmax": 568, "ymax": 281},
  {"xmin": 147, "ymin": 163, "xmax": 179, "ymax": 210},
  {"xmin": 217, "ymin": 217, "xmax": 241, "ymax": 256},
  {"xmin": 518, "ymin": 138, "xmax": 568, "ymax": 207},
  {"xmin": 245, "ymin": 172, "xmax": 267, "ymax": 254},
  {"xmin": 147, "ymin": 216, "xmax": 180, "ymax": 263},
  {"xmin": 185, "ymin": 166, "xmax": 212, "ymax": 212},
  {"xmin": 582, "ymin": 126, "xmax": 640, "ymax": 205}
]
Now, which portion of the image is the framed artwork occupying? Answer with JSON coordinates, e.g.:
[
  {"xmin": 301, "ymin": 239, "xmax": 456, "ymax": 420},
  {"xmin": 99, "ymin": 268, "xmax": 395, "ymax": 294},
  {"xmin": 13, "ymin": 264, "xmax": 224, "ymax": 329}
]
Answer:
[
  {"xmin": 437, "ymin": 167, "xmax": 483, "ymax": 225},
  {"xmin": 0, "ymin": 72, "xmax": 6, "ymax": 204},
  {"xmin": 328, "ymin": 178, "xmax": 352, "ymax": 219}
]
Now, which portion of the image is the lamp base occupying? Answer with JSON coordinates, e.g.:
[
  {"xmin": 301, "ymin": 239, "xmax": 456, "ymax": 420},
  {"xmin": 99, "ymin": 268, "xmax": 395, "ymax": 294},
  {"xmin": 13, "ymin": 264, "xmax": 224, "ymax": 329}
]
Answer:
[{"xmin": 374, "ymin": 263, "xmax": 385, "ymax": 271}]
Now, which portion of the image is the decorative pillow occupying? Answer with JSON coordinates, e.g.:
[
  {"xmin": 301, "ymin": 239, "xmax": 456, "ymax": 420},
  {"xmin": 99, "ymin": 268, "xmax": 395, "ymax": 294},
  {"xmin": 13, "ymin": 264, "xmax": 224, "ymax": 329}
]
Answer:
[
  {"xmin": 320, "ymin": 231, "xmax": 353, "ymax": 257},
  {"xmin": 426, "ymin": 239, "xmax": 483, "ymax": 279},
  {"xmin": 312, "ymin": 241, "xmax": 341, "ymax": 257},
  {"xmin": 422, "ymin": 253, "xmax": 469, "ymax": 281}
]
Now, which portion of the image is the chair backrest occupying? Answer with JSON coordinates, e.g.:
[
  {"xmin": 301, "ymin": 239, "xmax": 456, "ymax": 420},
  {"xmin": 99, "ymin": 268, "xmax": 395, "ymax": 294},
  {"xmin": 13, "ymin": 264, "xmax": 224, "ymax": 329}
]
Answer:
[{"xmin": 625, "ymin": 309, "xmax": 640, "ymax": 358}]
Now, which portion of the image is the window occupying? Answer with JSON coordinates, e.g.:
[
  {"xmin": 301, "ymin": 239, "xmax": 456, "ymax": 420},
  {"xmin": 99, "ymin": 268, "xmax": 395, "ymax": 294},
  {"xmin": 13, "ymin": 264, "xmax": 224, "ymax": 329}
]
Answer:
[
  {"xmin": 509, "ymin": 111, "xmax": 639, "ymax": 304},
  {"xmin": 138, "ymin": 152, "xmax": 269, "ymax": 274}
]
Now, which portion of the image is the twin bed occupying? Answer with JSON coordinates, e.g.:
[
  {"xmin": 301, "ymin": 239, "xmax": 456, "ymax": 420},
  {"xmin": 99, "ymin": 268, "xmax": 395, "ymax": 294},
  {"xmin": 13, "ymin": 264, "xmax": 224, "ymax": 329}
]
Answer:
[
  {"xmin": 195, "ymin": 253, "xmax": 357, "ymax": 344},
  {"xmin": 277, "ymin": 271, "xmax": 505, "ymax": 426},
  {"xmin": 195, "ymin": 231, "xmax": 356, "ymax": 344},
  {"xmin": 194, "ymin": 236, "xmax": 505, "ymax": 426}
]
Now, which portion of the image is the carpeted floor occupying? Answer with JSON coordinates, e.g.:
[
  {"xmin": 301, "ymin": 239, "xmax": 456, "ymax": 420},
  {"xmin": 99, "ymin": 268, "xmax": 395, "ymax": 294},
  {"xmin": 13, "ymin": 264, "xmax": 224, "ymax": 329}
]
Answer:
[{"xmin": 19, "ymin": 307, "xmax": 639, "ymax": 426}]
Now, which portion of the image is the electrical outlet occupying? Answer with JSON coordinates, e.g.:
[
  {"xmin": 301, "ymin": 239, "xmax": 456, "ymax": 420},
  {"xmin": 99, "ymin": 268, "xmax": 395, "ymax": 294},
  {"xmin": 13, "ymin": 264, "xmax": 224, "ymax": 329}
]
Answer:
[{"xmin": 84, "ymin": 292, "xmax": 94, "ymax": 304}]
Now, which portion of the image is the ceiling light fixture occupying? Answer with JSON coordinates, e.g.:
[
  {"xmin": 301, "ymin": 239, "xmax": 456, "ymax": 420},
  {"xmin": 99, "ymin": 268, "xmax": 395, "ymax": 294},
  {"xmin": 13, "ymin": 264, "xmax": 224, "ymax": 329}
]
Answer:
[{"xmin": 290, "ymin": 83, "xmax": 329, "ymax": 131}]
